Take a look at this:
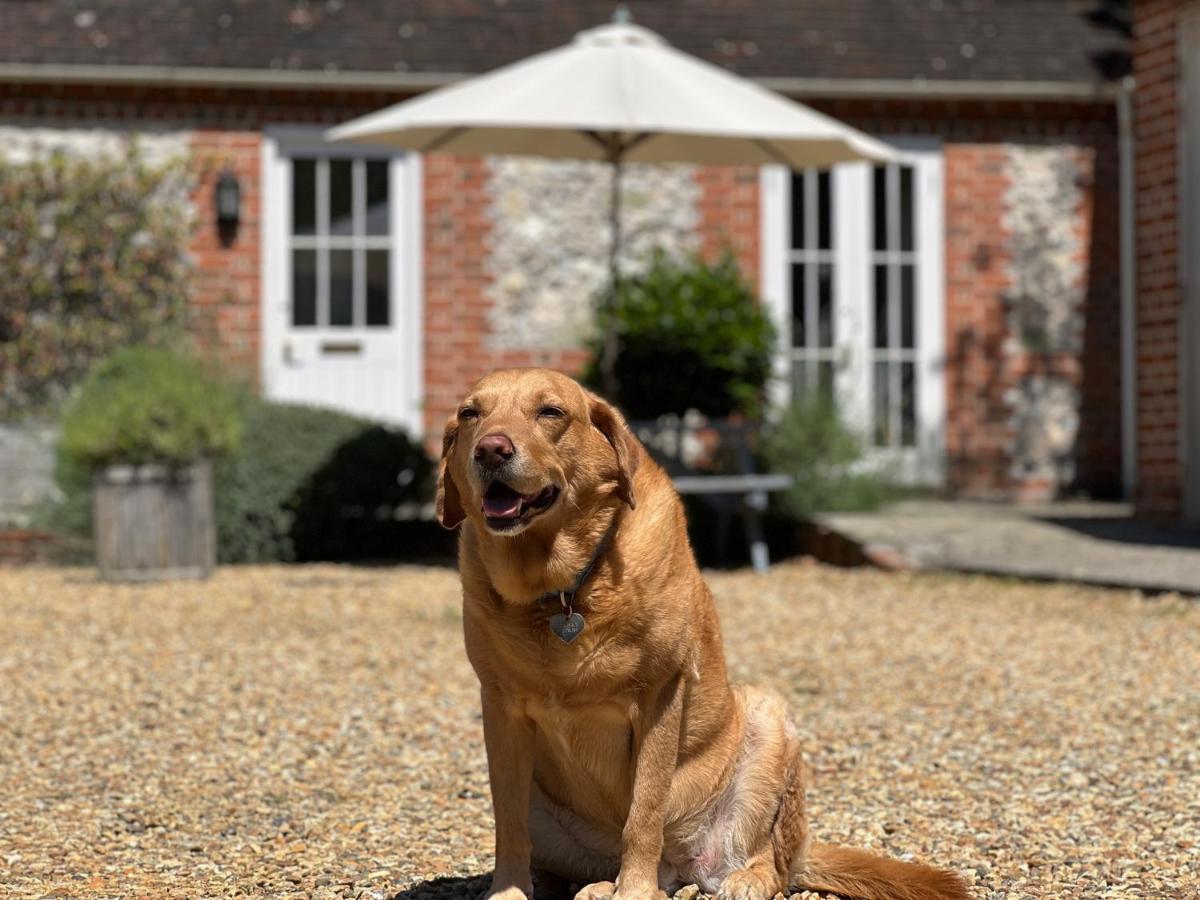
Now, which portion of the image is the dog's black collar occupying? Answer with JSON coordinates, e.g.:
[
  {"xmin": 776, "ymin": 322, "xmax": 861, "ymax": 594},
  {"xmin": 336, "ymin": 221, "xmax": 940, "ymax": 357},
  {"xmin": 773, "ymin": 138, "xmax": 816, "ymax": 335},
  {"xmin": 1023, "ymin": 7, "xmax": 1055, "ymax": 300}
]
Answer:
[
  {"xmin": 537, "ymin": 517, "xmax": 617, "ymax": 608},
  {"xmin": 537, "ymin": 517, "xmax": 617, "ymax": 644}
]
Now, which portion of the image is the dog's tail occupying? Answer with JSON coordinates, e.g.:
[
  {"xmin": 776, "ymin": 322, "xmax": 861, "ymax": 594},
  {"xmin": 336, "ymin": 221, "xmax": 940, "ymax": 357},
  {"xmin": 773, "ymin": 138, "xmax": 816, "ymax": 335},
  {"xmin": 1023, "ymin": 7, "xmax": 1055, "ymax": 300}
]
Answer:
[{"xmin": 792, "ymin": 842, "xmax": 970, "ymax": 900}]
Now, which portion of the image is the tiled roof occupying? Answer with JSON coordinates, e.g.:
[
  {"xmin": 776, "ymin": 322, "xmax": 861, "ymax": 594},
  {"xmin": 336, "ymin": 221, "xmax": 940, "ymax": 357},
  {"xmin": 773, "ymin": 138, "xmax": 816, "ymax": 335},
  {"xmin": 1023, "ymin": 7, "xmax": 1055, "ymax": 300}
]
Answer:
[{"xmin": 0, "ymin": 0, "xmax": 1130, "ymax": 86}]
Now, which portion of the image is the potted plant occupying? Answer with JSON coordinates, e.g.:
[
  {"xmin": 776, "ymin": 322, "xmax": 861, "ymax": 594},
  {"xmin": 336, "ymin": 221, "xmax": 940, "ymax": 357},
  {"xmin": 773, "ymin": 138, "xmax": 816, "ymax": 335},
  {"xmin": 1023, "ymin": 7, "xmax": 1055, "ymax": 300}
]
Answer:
[{"xmin": 60, "ymin": 347, "xmax": 240, "ymax": 581}]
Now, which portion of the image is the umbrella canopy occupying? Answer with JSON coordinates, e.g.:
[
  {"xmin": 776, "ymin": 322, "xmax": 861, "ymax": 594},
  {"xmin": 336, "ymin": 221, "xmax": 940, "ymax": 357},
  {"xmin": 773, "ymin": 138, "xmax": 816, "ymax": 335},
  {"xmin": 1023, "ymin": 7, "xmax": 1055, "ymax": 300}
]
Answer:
[
  {"xmin": 329, "ymin": 11, "xmax": 896, "ymax": 395},
  {"xmin": 328, "ymin": 17, "xmax": 895, "ymax": 167}
]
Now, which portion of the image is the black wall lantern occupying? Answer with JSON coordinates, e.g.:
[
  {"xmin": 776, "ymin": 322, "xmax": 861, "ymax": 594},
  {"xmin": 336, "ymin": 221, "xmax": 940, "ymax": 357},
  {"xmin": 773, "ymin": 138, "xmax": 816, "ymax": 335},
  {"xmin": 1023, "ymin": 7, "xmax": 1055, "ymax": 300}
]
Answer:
[{"xmin": 214, "ymin": 168, "xmax": 241, "ymax": 247}]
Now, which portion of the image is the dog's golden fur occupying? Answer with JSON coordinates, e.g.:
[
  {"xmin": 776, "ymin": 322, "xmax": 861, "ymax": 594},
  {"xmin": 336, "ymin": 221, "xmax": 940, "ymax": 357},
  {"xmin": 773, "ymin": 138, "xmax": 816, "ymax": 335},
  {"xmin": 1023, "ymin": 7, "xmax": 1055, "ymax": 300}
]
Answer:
[{"xmin": 437, "ymin": 368, "xmax": 968, "ymax": 900}]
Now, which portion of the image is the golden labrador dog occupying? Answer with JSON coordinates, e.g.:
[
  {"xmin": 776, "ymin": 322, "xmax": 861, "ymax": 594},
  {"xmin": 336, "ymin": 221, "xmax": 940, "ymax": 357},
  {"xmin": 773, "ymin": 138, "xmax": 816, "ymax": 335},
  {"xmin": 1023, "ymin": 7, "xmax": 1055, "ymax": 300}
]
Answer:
[{"xmin": 437, "ymin": 368, "xmax": 968, "ymax": 900}]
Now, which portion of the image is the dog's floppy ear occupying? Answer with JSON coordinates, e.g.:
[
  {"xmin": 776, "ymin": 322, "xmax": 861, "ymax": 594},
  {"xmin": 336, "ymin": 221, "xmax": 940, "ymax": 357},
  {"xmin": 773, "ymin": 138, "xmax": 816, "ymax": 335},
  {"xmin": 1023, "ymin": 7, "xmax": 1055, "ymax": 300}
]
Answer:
[
  {"xmin": 436, "ymin": 415, "xmax": 466, "ymax": 529},
  {"xmin": 588, "ymin": 393, "xmax": 640, "ymax": 510}
]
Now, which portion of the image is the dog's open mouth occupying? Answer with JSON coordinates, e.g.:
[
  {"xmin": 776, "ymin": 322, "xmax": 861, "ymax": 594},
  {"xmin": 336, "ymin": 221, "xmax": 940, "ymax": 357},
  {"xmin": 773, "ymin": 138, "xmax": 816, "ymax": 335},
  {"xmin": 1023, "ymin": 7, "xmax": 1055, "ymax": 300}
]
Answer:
[{"xmin": 482, "ymin": 480, "xmax": 561, "ymax": 530}]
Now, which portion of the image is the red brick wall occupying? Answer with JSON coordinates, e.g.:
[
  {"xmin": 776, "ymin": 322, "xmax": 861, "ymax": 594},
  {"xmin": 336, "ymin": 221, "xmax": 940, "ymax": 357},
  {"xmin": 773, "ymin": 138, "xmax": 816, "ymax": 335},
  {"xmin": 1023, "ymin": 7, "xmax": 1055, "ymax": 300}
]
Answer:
[
  {"xmin": 1132, "ymin": 0, "xmax": 1185, "ymax": 517},
  {"xmin": 696, "ymin": 165, "xmax": 760, "ymax": 281},
  {"xmin": 942, "ymin": 144, "xmax": 1013, "ymax": 496},
  {"xmin": 188, "ymin": 130, "xmax": 263, "ymax": 384}
]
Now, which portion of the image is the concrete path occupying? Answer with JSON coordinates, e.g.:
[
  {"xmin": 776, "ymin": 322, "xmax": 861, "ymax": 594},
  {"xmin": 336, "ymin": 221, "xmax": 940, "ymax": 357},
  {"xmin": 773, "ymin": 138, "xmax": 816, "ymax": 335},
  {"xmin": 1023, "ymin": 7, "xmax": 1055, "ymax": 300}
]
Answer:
[{"xmin": 816, "ymin": 500, "xmax": 1200, "ymax": 594}]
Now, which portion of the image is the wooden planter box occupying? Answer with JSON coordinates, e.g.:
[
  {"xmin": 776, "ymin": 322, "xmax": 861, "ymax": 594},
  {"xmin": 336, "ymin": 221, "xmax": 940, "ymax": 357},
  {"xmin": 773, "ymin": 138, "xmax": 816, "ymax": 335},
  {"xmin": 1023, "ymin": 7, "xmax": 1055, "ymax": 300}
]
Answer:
[{"xmin": 93, "ymin": 460, "xmax": 215, "ymax": 581}]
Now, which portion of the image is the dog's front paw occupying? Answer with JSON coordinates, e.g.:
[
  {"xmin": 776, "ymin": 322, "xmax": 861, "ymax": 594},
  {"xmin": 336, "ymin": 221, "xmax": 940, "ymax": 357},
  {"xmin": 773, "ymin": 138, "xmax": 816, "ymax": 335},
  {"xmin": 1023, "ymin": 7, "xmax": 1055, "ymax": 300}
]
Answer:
[
  {"xmin": 611, "ymin": 884, "xmax": 667, "ymax": 900},
  {"xmin": 715, "ymin": 868, "xmax": 775, "ymax": 900},
  {"xmin": 487, "ymin": 885, "xmax": 532, "ymax": 900},
  {"xmin": 574, "ymin": 881, "xmax": 616, "ymax": 900}
]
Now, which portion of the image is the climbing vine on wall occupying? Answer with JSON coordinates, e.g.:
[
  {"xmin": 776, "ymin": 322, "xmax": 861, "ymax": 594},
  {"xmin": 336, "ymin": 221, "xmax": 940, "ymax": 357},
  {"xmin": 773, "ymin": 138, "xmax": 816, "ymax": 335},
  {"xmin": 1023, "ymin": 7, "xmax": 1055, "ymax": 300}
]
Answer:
[{"xmin": 0, "ymin": 142, "xmax": 193, "ymax": 418}]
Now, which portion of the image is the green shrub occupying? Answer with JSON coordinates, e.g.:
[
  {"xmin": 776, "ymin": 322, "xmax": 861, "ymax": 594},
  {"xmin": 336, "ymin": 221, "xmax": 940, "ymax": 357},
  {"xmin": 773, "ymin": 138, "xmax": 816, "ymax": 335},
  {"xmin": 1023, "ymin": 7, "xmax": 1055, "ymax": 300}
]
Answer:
[
  {"xmin": 584, "ymin": 250, "xmax": 775, "ymax": 419},
  {"xmin": 214, "ymin": 400, "xmax": 432, "ymax": 563},
  {"xmin": 60, "ymin": 347, "xmax": 241, "ymax": 469},
  {"xmin": 0, "ymin": 143, "xmax": 192, "ymax": 419},
  {"xmin": 47, "ymin": 395, "xmax": 434, "ymax": 563},
  {"xmin": 36, "ymin": 449, "xmax": 92, "ymax": 551},
  {"xmin": 764, "ymin": 396, "xmax": 901, "ymax": 519}
]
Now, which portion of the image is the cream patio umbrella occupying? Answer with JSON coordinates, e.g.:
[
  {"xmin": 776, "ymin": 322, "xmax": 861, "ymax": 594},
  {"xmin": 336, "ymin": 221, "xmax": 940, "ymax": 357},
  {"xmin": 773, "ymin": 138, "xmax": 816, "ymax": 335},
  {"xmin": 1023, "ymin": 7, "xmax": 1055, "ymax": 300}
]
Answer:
[{"xmin": 329, "ymin": 9, "xmax": 896, "ymax": 394}]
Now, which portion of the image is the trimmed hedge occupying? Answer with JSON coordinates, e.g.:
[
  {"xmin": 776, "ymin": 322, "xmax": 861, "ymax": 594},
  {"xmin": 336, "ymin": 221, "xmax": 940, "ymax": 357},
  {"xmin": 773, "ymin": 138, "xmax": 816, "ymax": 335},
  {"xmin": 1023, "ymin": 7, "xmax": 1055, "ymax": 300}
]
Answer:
[
  {"xmin": 48, "ymin": 396, "xmax": 433, "ymax": 563},
  {"xmin": 214, "ymin": 400, "xmax": 432, "ymax": 563}
]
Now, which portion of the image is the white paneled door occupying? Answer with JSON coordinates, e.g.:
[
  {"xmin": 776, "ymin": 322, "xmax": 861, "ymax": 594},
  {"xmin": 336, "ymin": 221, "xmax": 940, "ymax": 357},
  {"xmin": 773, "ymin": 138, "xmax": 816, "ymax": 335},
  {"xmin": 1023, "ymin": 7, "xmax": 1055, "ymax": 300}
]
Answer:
[
  {"xmin": 761, "ymin": 141, "xmax": 945, "ymax": 485},
  {"xmin": 261, "ymin": 129, "xmax": 423, "ymax": 435}
]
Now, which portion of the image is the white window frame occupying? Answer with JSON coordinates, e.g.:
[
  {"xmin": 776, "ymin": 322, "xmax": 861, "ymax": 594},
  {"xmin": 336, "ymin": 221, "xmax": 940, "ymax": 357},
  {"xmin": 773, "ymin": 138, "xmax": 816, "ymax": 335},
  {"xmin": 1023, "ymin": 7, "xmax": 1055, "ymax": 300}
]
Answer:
[
  {"xmin": 260, "ymin": 126, "xmax": 424, "ymax": 435},
  {"xmin": 760, "ymin": 138, "xmax": 945, "ymax": 486}
]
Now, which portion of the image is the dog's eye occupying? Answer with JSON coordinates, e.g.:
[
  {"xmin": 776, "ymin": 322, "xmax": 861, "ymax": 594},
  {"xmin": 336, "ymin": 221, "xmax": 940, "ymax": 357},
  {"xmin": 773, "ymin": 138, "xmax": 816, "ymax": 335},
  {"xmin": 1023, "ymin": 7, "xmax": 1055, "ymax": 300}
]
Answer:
[
  {"xmin": 458, "ymin": 407, "xmax": 479, "ymax": 420},
  {"xmin": 538, "ymin": 406, "xmax": 566, "ymax": 419}
]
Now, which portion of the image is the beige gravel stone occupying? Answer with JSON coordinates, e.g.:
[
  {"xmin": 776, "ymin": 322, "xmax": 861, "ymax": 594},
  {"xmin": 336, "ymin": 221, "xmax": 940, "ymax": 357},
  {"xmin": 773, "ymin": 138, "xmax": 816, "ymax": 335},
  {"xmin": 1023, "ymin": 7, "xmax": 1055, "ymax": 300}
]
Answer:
[{"xmin": 0, "ymin": 563, "xmax": 1197, "ymax": 899}]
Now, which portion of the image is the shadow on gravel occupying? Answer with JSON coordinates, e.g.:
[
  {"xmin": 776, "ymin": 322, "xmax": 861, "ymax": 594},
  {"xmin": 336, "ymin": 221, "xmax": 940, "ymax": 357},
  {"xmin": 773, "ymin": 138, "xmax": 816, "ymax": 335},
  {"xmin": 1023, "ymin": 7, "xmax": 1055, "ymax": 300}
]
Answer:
[{"xmin": 392, "ymin": 872, "xmax": 580, "ymax": 900}]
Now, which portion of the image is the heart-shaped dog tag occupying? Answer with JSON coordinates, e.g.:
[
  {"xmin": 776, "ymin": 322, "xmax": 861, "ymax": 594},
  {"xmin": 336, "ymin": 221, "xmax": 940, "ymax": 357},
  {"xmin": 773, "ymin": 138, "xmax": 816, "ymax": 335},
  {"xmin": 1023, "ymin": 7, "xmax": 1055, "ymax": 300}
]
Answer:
[{"xmin": 549, "ymin": 611, "xmax": 586, "ymax": 644}]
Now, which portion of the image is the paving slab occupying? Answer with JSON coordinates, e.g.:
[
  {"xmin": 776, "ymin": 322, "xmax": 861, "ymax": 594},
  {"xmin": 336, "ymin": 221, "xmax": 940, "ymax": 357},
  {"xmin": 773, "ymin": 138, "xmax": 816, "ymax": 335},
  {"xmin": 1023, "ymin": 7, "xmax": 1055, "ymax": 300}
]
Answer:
[{"xmin": 816, "ymin": 500, "xmax": 1200, "ymax": 594}]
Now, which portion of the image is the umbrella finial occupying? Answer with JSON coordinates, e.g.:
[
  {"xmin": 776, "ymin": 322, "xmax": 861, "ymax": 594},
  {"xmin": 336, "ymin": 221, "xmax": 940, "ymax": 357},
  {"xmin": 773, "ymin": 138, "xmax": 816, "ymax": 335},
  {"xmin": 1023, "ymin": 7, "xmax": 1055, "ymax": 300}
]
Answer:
[{"xmin": 612, "ymin": 4, "xmax": 632, "ymax": 24}]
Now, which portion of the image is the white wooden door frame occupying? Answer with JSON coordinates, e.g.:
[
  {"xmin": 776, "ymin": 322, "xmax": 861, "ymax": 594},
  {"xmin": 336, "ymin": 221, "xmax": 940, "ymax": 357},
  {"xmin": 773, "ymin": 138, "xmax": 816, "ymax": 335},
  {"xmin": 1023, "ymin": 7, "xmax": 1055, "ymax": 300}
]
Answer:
[
  {"xmin": 260, "ymin": 126, "xmax": 424, "ymax": 436},
  {"xmin": 1181, "ymin": 5, "xmax": 1200, "ymax": 520},
  {"xmin": 760, "ymin": 138, "xmax": 946, "ymax": 486}
]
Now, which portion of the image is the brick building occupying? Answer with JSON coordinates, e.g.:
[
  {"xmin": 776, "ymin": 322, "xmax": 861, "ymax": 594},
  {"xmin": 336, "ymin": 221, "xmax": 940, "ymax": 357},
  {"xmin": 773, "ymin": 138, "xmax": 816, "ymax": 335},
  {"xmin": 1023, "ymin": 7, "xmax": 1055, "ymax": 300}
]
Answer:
[
  {"xmin": 0, "ymin": 1, "xmax": 1137, "ymax": 504},
  {"xmin": 1131, "ymin": 0, "xmax": 1198, "ymax": 520}
]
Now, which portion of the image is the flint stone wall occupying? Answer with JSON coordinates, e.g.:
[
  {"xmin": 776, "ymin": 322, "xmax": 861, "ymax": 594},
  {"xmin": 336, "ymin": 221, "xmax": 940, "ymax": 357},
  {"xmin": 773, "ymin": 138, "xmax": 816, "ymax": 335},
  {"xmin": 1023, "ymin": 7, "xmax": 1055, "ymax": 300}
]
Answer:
[
  {"xmin": 1003, "ymin": 144, "xmax": 1088, "ymax": 491},
  {"xmin": 0, "ymin": 422, "xmax": 59, "ymax": 527},
  {"xmin": 485, "ymin": 157, "xmax": 701, "ymax": 349}
]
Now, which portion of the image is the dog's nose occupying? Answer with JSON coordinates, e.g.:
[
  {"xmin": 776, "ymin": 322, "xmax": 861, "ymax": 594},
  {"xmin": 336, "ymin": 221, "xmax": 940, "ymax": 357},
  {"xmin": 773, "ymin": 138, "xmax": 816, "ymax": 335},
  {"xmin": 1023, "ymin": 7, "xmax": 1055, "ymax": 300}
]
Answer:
[{"xmin": 474, "ymin": 433, "xmax": 515, "ymax": 469}]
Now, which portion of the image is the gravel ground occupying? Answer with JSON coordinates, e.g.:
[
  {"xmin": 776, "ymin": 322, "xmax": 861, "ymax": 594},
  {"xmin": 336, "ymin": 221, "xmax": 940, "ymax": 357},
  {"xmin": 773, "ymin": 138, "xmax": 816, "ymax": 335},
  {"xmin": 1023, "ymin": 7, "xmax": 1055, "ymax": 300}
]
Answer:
[{"xmin": 1, "ymin": 562, "xmax": 1197, "ymax": 899}]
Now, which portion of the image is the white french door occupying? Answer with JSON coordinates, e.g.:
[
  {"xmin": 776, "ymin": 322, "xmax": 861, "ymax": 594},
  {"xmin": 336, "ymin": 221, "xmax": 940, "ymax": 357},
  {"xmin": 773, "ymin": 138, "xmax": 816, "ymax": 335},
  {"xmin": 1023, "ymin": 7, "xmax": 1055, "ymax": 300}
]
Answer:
[
  {"xmin": 762, "ymin": 141, "xmax": 945, "ymax": 485},
  {"xmin": 261, "ymin": 128, "xmax": 423, "ymax": 435}
]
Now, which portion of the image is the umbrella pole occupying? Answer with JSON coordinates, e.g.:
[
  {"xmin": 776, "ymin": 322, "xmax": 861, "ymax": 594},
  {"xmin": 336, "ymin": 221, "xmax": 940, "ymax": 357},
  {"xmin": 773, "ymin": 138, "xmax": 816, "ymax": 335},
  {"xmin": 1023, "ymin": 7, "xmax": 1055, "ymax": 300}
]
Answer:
[{"xmin": 601, "ymin": 147, "xmax": 623, "ymax": 398}]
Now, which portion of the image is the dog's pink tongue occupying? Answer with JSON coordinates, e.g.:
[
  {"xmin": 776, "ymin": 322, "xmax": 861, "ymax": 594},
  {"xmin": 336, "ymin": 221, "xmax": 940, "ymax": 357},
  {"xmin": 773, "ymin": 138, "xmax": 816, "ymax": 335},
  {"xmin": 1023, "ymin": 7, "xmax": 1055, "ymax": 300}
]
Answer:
[{"xmin": 483, "ymin": 493, "xmax": 523, "ymax": 519}]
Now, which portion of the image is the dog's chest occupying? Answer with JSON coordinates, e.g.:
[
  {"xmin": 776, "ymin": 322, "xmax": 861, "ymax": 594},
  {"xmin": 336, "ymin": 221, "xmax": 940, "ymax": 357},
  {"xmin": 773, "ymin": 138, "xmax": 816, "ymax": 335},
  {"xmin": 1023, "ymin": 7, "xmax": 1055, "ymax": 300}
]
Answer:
[
  {"xmin": 525, "ymin": 692, "xmax": 636, "ymax": 816},
  {"xmin": 473, "ymin": 602, "xmax": 643, "ymax": 690}
]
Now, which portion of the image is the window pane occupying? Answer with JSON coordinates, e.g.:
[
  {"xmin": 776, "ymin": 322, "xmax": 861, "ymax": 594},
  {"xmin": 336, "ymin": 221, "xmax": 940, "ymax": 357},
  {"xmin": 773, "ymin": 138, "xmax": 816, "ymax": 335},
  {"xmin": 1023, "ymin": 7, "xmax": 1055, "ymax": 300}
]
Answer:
[
  {"xmin": 329, "ymin": 249, "xmax": 354, "ymax": 327},
  {"xmin": 292, "ymin": 159, "xmax": 316, "ymax": 237},
  {"xmin": 873, "ymin": 360, "xmax": 891, "ymax": 446},
  {"xmin": 873, "ymin": 165, "xmax": 887, "ymax": 252},
  {"xmin": 817, "ymin": 263, "xmax": 833, "ymax": 348},
  {"xmin": 365, "ymin": 161, "xmax": 389, "ymax": 236},
  {"xmin": 366, "ymin": 250, "xmax": 390, "ymax": 326},
  {"xmin": 791, "ymin": 263, "xmax": 806, "ymax": 349},
  {"xmin": 329, "ymin": 159, "xmax": 354, "ymax": 236},
  {"xmin": 900, "ymin": 166, "xmax": 915, "ymax": 252},
  {"xmin": 817, "ymin": 170, "xmax": 832, "ymax": 250},
  {"xmin": 790, "ymin": 359, "xmax": 809, "ymax": 399},
  {"xmin": 292, "ymin": 249, "xmax": 317, "ymax": 326},
  {"xmin": 901, "ymin": 361, "xmax": 917, "ymax": 446},
  {"xmin": 874, "ymin": 264, "xmax": 888, "ymax": 349},
  {"xmin": 790, "ymin": 173, "xmax": 806, "ymax": 249},
  {"xmin": 901, "ymin": 264, "xmax": 915, "ymax": 349}
]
